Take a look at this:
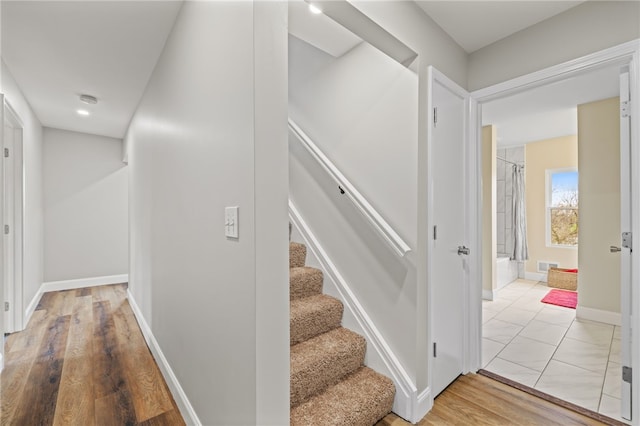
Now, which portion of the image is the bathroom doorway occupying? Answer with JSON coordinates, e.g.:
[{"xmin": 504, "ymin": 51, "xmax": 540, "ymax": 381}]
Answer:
[{"xmin": 478, "ymin": 63, "xmax": 630, "ymax": 423}]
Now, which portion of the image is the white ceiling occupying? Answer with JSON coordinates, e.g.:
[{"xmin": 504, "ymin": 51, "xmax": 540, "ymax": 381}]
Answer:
[
  {"xmin": 0, "ymin": 0, "xmax": 607, "ymax": 142},
  {"xmin": 482, "ymin": 65, "xmax": 621, "ymax": 148},
  {"xmin": 2, "ymin": 1, "xmax": 183, "ymax": 139},
  {"xmin": 415, "ymin": 1, "xmax": 584, "ymax": 53}
]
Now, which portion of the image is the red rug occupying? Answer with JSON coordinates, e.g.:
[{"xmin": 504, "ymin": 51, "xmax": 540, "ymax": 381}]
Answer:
[{"xmin": 541, "ymin": 289, "xmax": 577, "ymax": 309}]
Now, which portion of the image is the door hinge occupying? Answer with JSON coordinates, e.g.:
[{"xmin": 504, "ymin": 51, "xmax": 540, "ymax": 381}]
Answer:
[
  {"xmin": 4, "ymin": 148, "xmax": 8, "ymax": 158},
  {"xmin": 4, "ymin": 302, "xmax": 8, "ymax": 312},
  {"xmin": 433, "ymin": 107, "xmax": 438, "ymax": 127},
  {"xmin": 433, "ymin": 342, "xmax": 437, "ymax": 358},
  {"xmin": 622, "ymin": 232, "xmax": 632, "ymax": 251},
  {"xmin": 621, "ymin": 100, "xmax": 631, "ymax": 118},
  {"xmin": 433, "ymin": 225, "xmax": 437, "ymax": 240},
  {"xmin": 4, "ymin": 224, "xmax": 9, "ymax": 235},
  {"xmin": 623, "ymin": 365, "xmax": 632, "ymax": 384}
]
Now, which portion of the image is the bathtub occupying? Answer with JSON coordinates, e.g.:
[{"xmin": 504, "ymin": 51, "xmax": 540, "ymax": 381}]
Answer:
[{"xmin": 496, "ymin": 255, "xmax": 519, "ymax": 289}]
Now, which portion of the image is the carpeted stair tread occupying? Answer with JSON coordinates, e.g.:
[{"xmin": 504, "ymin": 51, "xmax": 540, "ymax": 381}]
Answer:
[
  {"xmin": 290, "ymin": 267, "xmax": 323, "ymax": 300},
  {"xmin": 291, "ymin": 366, "xmax": 396, "ymax": 426},
  {"xmin": 291, "ymin": 327, "xmax": 366, "ymax": 407},
  {"xmin": 291, "ymin": 294, "xmax": 344, "ymax": 346},
  {"xmin": 290, "ymin": 242, "xmax": 307, "ymax": 269}
]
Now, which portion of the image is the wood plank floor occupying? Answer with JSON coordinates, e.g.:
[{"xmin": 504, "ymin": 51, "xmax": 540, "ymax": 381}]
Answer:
[
  {"xmin": 1, "ymin": 284, "xmax": 184, "ymax": 426},
  {"xmin": 377, "ymin": 374, "xmax": 610, "ymax": 426}
]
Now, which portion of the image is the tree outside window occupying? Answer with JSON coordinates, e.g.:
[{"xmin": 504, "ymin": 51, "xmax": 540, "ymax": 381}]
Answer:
[{"xmin": 547, "ymin": 170, "xmax": 579, "ymax": 246}]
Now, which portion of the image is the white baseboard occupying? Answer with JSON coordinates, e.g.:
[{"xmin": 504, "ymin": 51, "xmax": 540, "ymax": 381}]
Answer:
[
  {"xmin": 289, "ymin": 201, "xmax": 428, "ymax": 423},
  {"xmin": 525, "ymin": 272, "xmax": 547, "ymax": 282},
  {"xmin": 577, "ymin": 306, "xmax": 622, "ymax": 326},
  {"xmin": 415, "ymin": 387, "xmax": 432, "ymax": 422},
  {"xmin": 24, "ymin": 285, "xmax": 45, "ymax": 326},
  {"xmin": 23, "ymin": 274, "xmax": 128, "ymax": 327},
  {"xmin": 482, "ymin": 289, "xmax": 496, "ymax": 301},
  {"xmin": 127, "ymin": 289, "xmax": 202, "ymax": 426},
  {"xmin": 42, "ymin": 274, "xmax": 129, "ymax": 292}
]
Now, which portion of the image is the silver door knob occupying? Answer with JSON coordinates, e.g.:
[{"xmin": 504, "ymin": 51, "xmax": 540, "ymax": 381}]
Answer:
[
  {"xmin": 610, "ymin": 246, "xmax": 622, "ymax": 253},
  {"xmin": 458, "ymin": 246, "xmax": 470, "ymax": 255}
]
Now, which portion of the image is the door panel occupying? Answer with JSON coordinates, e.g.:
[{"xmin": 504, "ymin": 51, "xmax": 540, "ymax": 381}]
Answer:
[
  {"xmin": 619, "ymin": 68, "xmax": 632, "ymax": 421},
  {"xmin": 4, "ymin": 122, "xmax": 14, "ymax": 333},
  {"xmin": 430, "ymin": 69, "xmax": 468, "ymax": 397}
]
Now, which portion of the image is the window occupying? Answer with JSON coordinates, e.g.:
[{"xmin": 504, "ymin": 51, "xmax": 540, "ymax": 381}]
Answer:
[{"xmin": 546, "ymin": 169, "xmax": 579, "ymax": 246}]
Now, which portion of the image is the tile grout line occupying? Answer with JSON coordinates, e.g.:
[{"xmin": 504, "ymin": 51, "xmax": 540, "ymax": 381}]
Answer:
[
  {"xmin": 597, "ymin": 323, "xmax": 618, "ymax": 414},
  {"xmin": 532, "ymin": 319, "xmax": 573, "ymax": 390}
]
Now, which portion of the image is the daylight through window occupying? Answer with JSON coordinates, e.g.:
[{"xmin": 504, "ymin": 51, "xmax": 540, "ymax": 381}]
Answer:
[{"xmin": 547, "ymin": 170, "xmax": 579, "ymax": 246}]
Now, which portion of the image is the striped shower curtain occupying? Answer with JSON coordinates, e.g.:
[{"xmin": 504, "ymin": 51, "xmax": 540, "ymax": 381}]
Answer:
[{"xmin": 511, "ymin": 164, "xmax": 529, "ymax": 261}]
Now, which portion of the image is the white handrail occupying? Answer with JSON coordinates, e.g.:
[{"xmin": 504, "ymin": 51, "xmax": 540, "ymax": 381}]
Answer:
[{"xmin": 288, "ymin": 118, "xmax": 411, "ymax": 257}]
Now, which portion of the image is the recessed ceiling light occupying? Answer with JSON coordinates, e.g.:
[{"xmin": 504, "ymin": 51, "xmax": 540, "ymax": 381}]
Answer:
[
  {"xmin": 77, "ymin": 109, "xmax": 90, "ymax": 116},
  {"xmin": 80, "ymin": 94, "xmax": 98, "ymax": 104},
  {"xmin": 309, "ymin": 4, "xmax": 322, "ymax": 14}
]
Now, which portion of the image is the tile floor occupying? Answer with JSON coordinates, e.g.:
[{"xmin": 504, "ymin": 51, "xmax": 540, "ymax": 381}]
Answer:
[{"xmin": 482, "ymin": 279, "xmax": 629, "ymax": 424}]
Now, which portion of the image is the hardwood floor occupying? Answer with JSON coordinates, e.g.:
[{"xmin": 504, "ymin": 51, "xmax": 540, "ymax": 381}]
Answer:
[
  {"xmin": 2, "ymin": 285, "xmax": 617, "ymax": 426},
  {"xmin": 377, "ymin": 374, "xmax": 611, "ymax": 426},
  {"xmin": 1, "ymin": 284, "xmax": 184, "ymax": 426}
]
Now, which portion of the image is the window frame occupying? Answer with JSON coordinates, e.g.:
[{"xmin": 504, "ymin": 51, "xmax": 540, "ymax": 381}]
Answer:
[{"xmin": 545, "ymin": 168, "xmax": 579, "ymax": 248}]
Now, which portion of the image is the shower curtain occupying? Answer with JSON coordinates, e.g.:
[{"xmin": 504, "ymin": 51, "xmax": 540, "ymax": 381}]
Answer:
[{"xmin": 511, "ymin": 164, "xmax": 529, "ymax": 261}]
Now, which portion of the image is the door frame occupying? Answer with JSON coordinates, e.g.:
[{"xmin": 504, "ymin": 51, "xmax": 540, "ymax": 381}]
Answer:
[
  {"xmin": 3, "ymin": 98, "xmax": 25, "ymax": 333},
  {"xmin": 467, "ymin": 39, "xmax": 640, "ymax": 417}
]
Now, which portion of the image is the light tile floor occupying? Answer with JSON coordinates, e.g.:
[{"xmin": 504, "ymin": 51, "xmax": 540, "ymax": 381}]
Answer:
[{"xmin": 482, "ymin": 279, "xmax": 629, "ymax": 424}]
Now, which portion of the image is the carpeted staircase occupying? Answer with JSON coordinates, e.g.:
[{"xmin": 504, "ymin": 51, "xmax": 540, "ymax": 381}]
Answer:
[{"xmin": 289, "ymin": 241, "xmax": 395, "ymax": 425}]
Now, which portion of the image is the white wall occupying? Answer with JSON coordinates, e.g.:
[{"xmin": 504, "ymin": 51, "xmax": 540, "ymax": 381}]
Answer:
[
  {"xmin": 351, "ymin": 0, "xmax": 467, "ymax": 88},
  {"xmin": 578, "ymin": 97, "xmax": 621, "ymax": 316},
  {"xmin": 468, "ymin": 1, "xmax": 640, "ymax": 90},
  {"xmin": 43, "ymin": 127, "xmax": 127, "ymax": 282},
  {"xmin": 1, "ymin": 61, "xmax": 43, "ymax": 318},
  {"xmin": 126, "ymin": 2, "xmax": 288, "ymax": 424},
  {"xmin": 289, "ymin": 36, "xmax": 419, "ymax": 381},
  {"xmin": 290, "ymin": 36, "xmax": 418, "ymax": 248}
]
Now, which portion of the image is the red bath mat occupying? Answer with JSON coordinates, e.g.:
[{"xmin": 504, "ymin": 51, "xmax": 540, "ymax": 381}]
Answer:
[{"xmin": 541, "ymin": 289, "xmax": 577, "ymax": 309}]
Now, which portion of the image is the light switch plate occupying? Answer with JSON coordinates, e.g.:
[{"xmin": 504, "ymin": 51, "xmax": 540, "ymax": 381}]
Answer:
[{"xmin": 225, "ymin": 206, "xmax": 239, "ymax": 239}]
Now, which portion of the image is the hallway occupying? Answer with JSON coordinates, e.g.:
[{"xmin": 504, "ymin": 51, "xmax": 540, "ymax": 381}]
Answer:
[{"xmin": 0, "ymin": 284, "xmax": 184, "ymax": 425}]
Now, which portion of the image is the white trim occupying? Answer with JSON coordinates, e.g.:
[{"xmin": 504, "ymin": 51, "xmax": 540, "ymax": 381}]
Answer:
[
  {"xmin": 525, "ymin": 271, "xmax": 547, "ymax": 283},
  {"xmin": 42, "ymin": 274, "xmax": 129, "ymax": 292},
  {"xmin": 470, "ymin": 42, "xmax": 640, "ymax": 420},
  {"xmin": 24, "ymin": 284, "xmax": 45, "ymax": 325},
  {"xmin": 576, "ymin": 306, "xmax": 622, "ymax": 326},
  {"xmin": 23, "ymin": 274, "xmax": 129, "ymax": 326},
  {"xmin": 482, "ymin": 289, "xmax": 496, "ymax": 301},
  {"xmin": 288, "ymin": 119, "xmax": 411, "ymax": 258},
  {"xmin": 414, "ymin": 387, "xmax": 432, "ymax": 421},
  {"xmin": 545, "ymin": 168, "xmax": 579, "ymax": 248},
  {"xmin": 471, "ymin": 40, "xmax": 640, "ymax": 101},
  {"xmin": 127, "ymin": 289, "xmax": 202, "ymax": 426},
  {"xmin": 289, "ymin": 200, "xmax": 427, "ymax": 423}
]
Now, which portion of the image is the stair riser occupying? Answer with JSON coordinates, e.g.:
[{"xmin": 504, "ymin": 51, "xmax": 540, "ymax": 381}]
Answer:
[
  {"xmin": 289, "ymin": 242, "xmax": 306, "ymax": 269},
  {"xmin": 290, "ymin": 336, "xmax": 366, "ymax": 407},
  {"xmin": 291, "ymin": 367, "xmax": 396, "ymax": 426},
  {"xmin": 290, "ymin": 268, "xmax": 323, "ymax": 300},
  {"xmin": 290, "ymin": 301, "xmax": 343, "ymax": 346}
]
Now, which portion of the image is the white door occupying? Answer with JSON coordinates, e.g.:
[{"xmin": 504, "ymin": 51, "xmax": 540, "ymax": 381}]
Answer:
[
  {"xmin": 0, "ymin": 96, "xmax": 4, "ymax": 370},
  {"xmin": 429, "ymin": 67, "xmax": 470, "ymax": 396},
  {"xmin": 619, "ymin": 67, "xmax": 632, "ymax": 421},
  {"xmin": 3, "ymin": 121, "xmax": 15, "ymax": 333}
]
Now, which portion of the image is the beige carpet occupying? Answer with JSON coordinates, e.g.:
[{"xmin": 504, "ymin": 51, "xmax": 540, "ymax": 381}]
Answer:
[{"xmin": 289, "ymin": 241, "xmax": 395, "ymax": 425}]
